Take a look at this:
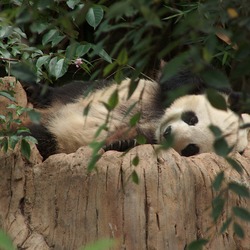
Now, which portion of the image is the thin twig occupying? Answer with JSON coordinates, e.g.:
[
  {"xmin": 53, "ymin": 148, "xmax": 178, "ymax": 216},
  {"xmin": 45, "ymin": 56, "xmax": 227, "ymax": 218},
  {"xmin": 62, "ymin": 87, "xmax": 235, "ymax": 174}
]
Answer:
[{"xmin": 0, "ymin": 57, "xmax": 20, "ymax": 62}]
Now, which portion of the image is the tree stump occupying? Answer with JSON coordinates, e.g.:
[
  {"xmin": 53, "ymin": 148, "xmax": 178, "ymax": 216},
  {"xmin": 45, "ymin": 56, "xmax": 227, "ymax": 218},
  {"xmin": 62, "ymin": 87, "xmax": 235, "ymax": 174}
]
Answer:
[{"xmin": 0, "ymin": 144, "xmax": 249, "ymax": 250}]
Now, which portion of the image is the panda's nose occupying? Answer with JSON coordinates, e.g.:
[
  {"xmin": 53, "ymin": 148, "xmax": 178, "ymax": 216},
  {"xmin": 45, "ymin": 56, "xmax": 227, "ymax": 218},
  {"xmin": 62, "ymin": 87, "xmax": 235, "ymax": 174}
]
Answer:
[{"xmin": 163, "ymin": 125, "xmax": 172, "ymax": 140}]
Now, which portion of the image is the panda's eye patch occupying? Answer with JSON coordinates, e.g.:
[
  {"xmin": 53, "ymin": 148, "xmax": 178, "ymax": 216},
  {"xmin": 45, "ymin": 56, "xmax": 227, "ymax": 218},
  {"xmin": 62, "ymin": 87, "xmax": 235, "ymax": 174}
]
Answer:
[
  {"xmin": 181, "ymin": 111, "xmax": 198, "ymax": 126},
  {"xmin": 181, "ymin": 144, "xmax": 199, "ymax": 157}
]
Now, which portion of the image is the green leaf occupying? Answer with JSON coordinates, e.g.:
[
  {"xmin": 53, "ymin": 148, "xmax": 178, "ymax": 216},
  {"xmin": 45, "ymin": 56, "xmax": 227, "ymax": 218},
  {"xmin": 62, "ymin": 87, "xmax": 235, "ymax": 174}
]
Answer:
[
  {"xmin": 187, "ymin": 239, "xmax": 208, "ymax": 250},
  {"xmin": 233, "ymin": 222, "xmax": 245, "ymax": 238},
  {"xmin": 54, "ymin": 58, "xmax": 65, "ymax": 79},
  {"xmin": 140, "ymin": 6, "xmax": 162, "ymax": 28},
  {"xmin": 82, "ymin": 238, "xmax": 115, "ymax": 250},
  {"xmin": 131, "ymin": 170, "xmax": 139, "ymax": 184},
  {"xmin": 212, "ymin": 171, "xmax": 224, "ymax": 191},
  {"xmin": 0, "ymin": 91, "xmax": 15, "ymax": 101},
  {"xmin": 36, "ymin": 55, "xmax": 50, "ymax": 68},
  {"xmin": 103, "ymin": 62, "xmax": 117, "ymax": 76},
  {"xmin": 136, "ymin": 134, "xmax": 147, "ymax": 145},
  {"xmin": 10, "ymin": 62, "xmax": 37, "ymax": 82},
  {"xmin": 76, "ymin": 44, "xmax": 91, "ymax": 57},
  {"xmin": 21, "ymin": 139, "xmax": 31, "ymax": 160},
  {"xmin": 48, "ymin": 57, "xmax": 58, "ymax": 76},
  {"xmin": 232, "ymin": 207, "xmax": 250, "ymax": 221},
  {"xmin": 130, "ymin": 113, "xmax": 141, "ymax": 127},
  {"xmin": 42, "ymin": 29, "xmax": 57, "ymax": 45},
  {"xmin": 0, "ymin": 26, "xmax": 12, "ymax": 38},
  {"xmin": 98, "ymin": 49, "xmax": 112, "ymax": 63},
  {"xmin": 87, "ymin": 141, "xmax": 104, "ymax": 171},
  {"xmin": 9, "ymin": 135, "xmax": 19, "ymax": 149},
  {"xmin": 226, "ymin": 157, "xmax": 243, "ymax": 174},
  {"xmin": 67, "ymin": 0, "xmax": 81, "ymax": 9},
  {"xmin": 49, "ymin": 57, "xmax": 68, "ymax": 79},
  {"xmin": 23, "ymin": 135, "xmax": 38, "ymax": 144},
  {"xmin": 212, "ymin": 196, "xmax": 225, "ymax": 222},
  {"xmin": 86, "ymin": 6, "xmax": 104, "ymax": 29},
  {"xmin": 42, "ymin": 29, "xmax": 65, "ymax": 46},
  {"xmin": 117, "ymin": 48, "xmax": 128, "ymax": 66},
  {"xmin": 28, "ymin": 110, "xmax": 41, "ymax": 124},
  {"xmin": 206, "ymin": 89, "xmax": 227, "ymax": 111},
  {"xmin": 107, "ymin": 2, "xmax": 131, "ymax": 18},
  {"xmin": 160, "ymin": 52, "xmax": 190, "ymax": 82},
  {"xmin": 132, "ymin": 155, "xmax": 139, "ymax": 166},
  {"xmin": 228, "ymin": 182, "xmax": 250, "ymax": 198},
  {"xmin": 87, "ymin": 153, "xmax": 101, "ymax": 172},
  {"xmin": 0, "ymin": 137, "xmax": 8, "ymax": 152},
  {"xmin": 209, "ymin": 125, "xmax": 222, "ymax": 137},
  {"xmin": 220, "ymin": 217, "xmax": 232, "ymax": 233},
  {"xmin": 213, "ymin": 137, "xmax": 232, "ymax": 157},
  {"xmin": 201, "ymin": 68, "xmax": 230, "ymax": 89},
  {"xmin": 0, "ymin": 230, "xmax": 15, "ymax": 250},
  {"xmin": 107, "ymin": 89, "xmax": 119, "ymax": 110}
]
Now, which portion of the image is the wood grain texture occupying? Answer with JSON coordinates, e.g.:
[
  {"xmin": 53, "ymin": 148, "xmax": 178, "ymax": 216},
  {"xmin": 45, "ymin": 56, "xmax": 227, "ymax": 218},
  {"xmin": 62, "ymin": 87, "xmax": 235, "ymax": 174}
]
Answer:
[{"xmin": 0, "ymin": 144, "xmax": 249, "ymax": 250}]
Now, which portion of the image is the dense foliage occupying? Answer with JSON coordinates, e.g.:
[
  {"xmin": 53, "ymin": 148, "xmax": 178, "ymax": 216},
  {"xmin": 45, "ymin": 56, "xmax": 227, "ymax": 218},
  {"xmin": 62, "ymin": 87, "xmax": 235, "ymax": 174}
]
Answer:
[{"xmin": 0, "ymin": 0, "xmax": 250, "ymax": 249}]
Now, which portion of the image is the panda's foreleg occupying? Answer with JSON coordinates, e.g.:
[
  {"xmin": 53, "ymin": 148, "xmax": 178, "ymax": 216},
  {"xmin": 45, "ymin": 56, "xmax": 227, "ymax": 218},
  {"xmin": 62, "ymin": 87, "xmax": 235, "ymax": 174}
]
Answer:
[
  {"xmin": 104, "ymin": 126, "xmax": 139, "ymax": 151},
  {"xmin": 103, "ymin": 139, "xmax": 138, "ymax": 152},
  {"xmin": 27, "ymin": 123, "xmax": 58, "ymax": 159}
]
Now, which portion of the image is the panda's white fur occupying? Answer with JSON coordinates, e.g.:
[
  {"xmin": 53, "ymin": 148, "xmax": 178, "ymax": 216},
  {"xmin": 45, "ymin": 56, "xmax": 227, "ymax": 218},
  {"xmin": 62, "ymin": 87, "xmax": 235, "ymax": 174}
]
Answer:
[
  {"xmin": 44, "ymin": 79, "xmax": 161, "ymax": 154},
  {"xmin": 156, "ymin": 94, "xmax": 250, "ymax": 155},
  {"xmin": 27, "ymin": 78, "xmax": 250, "ymax": 158}
]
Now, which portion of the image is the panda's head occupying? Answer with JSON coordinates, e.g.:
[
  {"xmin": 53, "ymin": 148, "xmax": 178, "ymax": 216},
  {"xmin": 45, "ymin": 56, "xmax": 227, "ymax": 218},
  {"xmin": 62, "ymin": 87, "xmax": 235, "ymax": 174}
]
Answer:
[{"xmin": 156, "ymin": 94, "xmax": 249, "ymax": 156}]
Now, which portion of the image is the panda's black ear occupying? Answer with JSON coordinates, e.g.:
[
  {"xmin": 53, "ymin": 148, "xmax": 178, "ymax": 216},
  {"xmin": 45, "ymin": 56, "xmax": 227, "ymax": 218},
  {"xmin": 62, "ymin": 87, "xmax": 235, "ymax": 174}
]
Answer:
[{"xmin": 228, "ymin": 92, "xmax": 250, "ymax": 114}]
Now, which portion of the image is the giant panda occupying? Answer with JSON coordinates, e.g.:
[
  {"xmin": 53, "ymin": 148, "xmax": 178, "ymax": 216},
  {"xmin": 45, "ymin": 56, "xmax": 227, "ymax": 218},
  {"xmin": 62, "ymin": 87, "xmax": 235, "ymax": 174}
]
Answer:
[{"xmin": 22, "ymin": 74, "xmax": 250, "ymax": 160}]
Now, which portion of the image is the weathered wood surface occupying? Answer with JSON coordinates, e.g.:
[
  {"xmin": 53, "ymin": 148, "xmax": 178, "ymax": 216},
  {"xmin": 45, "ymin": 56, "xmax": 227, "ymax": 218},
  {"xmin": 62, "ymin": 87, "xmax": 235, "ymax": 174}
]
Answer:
[{"xmin": 0, "ymin": 144, "xmax": 249, "ymax": 250}]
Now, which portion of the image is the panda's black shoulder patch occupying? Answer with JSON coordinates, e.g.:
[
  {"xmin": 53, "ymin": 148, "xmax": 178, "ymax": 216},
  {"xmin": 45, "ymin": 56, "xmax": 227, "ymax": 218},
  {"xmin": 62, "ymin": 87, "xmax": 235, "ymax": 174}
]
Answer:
[
  {"xmin": 28, "ymin": 124, "xmax": 58, "ymax": 159},
  {"xmin": 21, "ymin": 79, "xmax": 110, "ymax": 108}
]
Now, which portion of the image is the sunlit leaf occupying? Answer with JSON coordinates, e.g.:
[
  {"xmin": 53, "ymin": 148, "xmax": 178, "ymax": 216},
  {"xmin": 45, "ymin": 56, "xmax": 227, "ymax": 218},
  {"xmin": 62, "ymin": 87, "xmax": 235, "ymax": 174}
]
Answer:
[
  {"xmin": 82, "ymin": 238, "xmax": 116, "ymax": 250},
  {"xmin": 86, "ymin": 6, "xmax": 104, "ymax": 29},
  {"xmin": 131, "ymin": 170, "xmax": 139, "ymax": 184},
  {"xmin": 54, "ymin": 58, "xmax": 65, "ymax": 79},
  {"xmin": 0, "ymin": 230, "xmax": 15, "ymax": 250},
  {"xmin": 117, "ymin": 48, "xmax": 128, "ymax": 65},
  {"xmin": 36, "ymin": 55, "xmax": 50, "ymax": 68},
  {"xmin": 107, "ymin": 89, "xmax": 118, "ymax": 110},
  {"xmin": 0, "ymin": 91, "xmax": 15, "ymax": 101},
  {"xmin": 130, "ymin": 113, "xmax": 141, "ymax": 127},
  {"xmin": 132, "ymin": 155, "xmax": 139, "ymax": 166}
]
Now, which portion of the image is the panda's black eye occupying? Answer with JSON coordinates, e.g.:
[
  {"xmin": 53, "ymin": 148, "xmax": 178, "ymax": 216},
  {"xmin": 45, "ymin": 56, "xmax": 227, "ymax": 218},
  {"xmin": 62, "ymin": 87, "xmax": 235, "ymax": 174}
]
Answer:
[
  {"xmin": 181, "ymin": 111, "xmax": 198, "ymax": 126},
  {"xmin": 181, "ymin": 144, "xmax": 199, "ymax": 157}
]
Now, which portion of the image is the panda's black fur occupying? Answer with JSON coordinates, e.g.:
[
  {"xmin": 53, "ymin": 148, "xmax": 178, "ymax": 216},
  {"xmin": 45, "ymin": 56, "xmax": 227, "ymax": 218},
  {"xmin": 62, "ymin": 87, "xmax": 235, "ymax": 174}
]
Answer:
[{"xmin": 22, "ymin": 72, "xmax": 249, "ymax": 160}]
